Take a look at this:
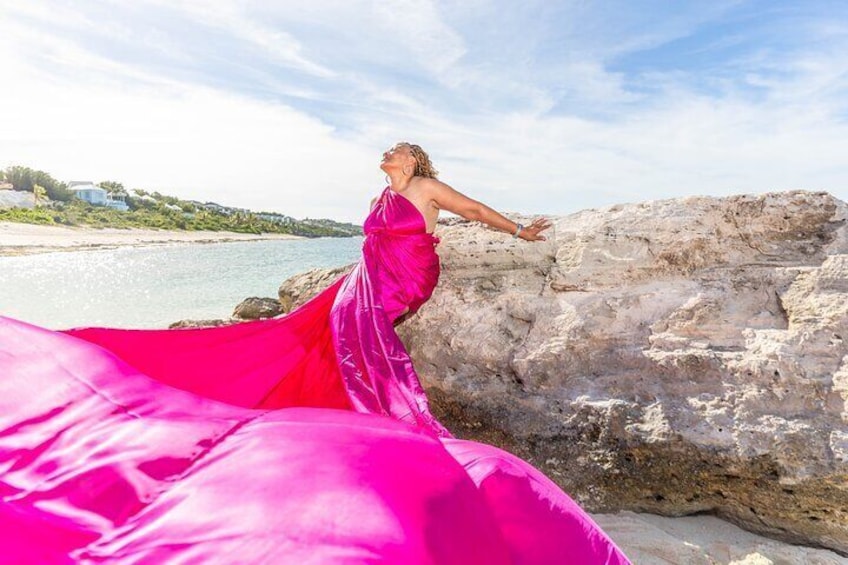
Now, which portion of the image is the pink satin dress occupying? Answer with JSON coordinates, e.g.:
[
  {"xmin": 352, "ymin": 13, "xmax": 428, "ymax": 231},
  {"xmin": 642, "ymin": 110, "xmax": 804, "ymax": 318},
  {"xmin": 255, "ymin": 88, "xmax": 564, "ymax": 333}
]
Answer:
[
  {"xmin": 0, "ymin": 186, "xmax": 630, "ymax": 564},
  {"xmin": 330, "ymin": 186, "xmax": 450, "ymax": 436}
]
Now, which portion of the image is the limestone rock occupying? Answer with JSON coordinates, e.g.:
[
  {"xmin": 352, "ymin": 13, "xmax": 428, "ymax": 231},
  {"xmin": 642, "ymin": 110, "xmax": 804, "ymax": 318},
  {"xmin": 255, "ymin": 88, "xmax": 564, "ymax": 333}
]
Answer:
[
  {"xmin": 277, "ymin": 264, "xmax": 354, "ymax": 313},
  {"xmin": 233, "ymin": 297, "xmax": 283, "ymax": 320},
  {"xmin": 168, "ymin": 318, "xmax": 238, "ymax": 329},
  {"xmin": 283, "ymin": 190, "xmax": 848, "ymax": 555},
  {"xmin": 592, "ymin": 511, "xmax": 846, "ymax": 564},
  {"xmin": 0, "ymin": 190, "xmax": 36, "ymax": 209}
]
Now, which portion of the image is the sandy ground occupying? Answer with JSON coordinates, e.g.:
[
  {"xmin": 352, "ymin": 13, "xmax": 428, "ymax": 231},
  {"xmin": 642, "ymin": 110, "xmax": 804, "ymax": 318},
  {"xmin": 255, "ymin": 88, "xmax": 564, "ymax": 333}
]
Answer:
[
  {"xmin": 0, "ymin": 221, "xmax": 302, "ymax": 256},
  {"xmin": 592, "ymin": 511, "xmax": 845, "ymax": 564}
]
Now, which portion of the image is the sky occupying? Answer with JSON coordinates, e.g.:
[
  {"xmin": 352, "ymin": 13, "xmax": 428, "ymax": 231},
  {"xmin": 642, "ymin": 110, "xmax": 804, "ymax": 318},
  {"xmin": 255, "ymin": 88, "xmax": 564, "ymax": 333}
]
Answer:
[{"xmin": 1, "ymin": 1, "xmax": 846, "ymax": 223}]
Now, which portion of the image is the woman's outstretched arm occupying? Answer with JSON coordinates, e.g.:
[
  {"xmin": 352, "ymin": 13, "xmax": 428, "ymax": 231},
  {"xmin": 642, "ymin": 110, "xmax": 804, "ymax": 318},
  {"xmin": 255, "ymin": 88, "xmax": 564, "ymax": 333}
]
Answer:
[{"xmin": 421, "ymin": 178, "xmax": 551, "ymax": 241}]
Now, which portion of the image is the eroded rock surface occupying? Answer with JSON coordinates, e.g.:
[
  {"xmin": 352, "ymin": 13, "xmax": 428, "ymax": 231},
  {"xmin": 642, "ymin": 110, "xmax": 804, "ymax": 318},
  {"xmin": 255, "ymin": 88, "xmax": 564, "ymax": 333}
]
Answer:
[
  {"xmin": 278, "ymin": 190, "xmax": 848, "ymax": 554},
  {"xmin": 168, "ymin": 318, "xmax": 237, "ymax": 329},
  {"xmin": 591, "ymin": 511, "xmax": 846, "ymax": 564},
  {"xmin": 277, "ymin": 264, "xmax": 354, "ymax": 313},
  {"xmin": 233, "ymin": 297, "xmax": 283, "ymax": 320}
]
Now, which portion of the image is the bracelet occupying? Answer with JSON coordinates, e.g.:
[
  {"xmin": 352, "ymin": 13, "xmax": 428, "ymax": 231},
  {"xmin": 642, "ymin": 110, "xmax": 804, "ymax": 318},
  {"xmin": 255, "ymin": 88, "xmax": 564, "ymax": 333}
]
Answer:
[{"xmin": 512, "ymin": 223, "xmax": 524, "ymax": 238}]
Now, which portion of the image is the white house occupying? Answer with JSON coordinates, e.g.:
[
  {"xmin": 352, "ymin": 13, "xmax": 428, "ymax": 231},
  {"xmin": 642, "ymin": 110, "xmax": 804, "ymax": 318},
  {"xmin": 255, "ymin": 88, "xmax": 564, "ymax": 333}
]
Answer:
[
  {"xmin": 106, "ymin": 193, "xmax": 129, "ymax": 211},
  {"xmin": 203, "ymin": 202, "xmax": 229, "ymax": 214},
  {"xmin": 69, "ymin": 181, "xmax": 129, "ymax": 211},
  {"xmin": 258, "ymin": 213, "xmax": 295, "ymax": 225},
  {"xmin": 69, "ymin": 182, "xmax": 107, "ymax": 205}
]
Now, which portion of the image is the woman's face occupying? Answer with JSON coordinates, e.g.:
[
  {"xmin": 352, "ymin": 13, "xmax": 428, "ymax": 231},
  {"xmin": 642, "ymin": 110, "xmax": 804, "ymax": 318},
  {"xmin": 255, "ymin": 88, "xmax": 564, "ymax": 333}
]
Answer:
[{"xmin": 380, "ymin": 144, "xmax": 415, "ymax": 173}]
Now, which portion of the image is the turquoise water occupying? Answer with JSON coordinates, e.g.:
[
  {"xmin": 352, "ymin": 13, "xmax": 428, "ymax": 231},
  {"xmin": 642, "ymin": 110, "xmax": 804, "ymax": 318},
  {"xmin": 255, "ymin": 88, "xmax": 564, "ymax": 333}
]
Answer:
[{"xmin": 0, "ymin": 238, "xmax": 363, "ymax": 329}]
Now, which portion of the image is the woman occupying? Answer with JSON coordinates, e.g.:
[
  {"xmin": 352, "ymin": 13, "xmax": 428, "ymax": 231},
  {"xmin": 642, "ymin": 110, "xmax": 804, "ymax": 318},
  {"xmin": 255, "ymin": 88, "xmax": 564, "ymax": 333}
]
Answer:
[
  {"xmin": 377, "ymin": 142, "xmax": 551, "ymax": 244},
  {"xmin": 0, "ymin": 144, "xmax": 629, "ymax": 563},
  {"xmin": 58, "ymin": 142, "xmax": 552, "ymax": 438},
  {"xmin": 376, "ymin": 142, "xmax": 550, "ymax": 322},
  {"xmin": 328, "ymin": 142, "xmax": 552, "ymax": 437}
]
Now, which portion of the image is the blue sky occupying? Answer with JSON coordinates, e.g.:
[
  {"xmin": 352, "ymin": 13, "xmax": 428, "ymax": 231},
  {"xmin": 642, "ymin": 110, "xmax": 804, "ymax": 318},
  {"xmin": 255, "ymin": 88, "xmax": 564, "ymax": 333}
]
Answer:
[{"xmin": 1, "ymin": 1, "xmax": 846, "ymax": 222}]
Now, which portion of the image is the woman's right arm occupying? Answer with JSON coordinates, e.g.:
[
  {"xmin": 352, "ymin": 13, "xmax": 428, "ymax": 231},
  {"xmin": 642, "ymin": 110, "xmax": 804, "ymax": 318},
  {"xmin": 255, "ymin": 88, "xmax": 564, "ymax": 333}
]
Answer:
[{"xmin": 422, "ymin": 178, "xmax": 551, "ymax": 241}]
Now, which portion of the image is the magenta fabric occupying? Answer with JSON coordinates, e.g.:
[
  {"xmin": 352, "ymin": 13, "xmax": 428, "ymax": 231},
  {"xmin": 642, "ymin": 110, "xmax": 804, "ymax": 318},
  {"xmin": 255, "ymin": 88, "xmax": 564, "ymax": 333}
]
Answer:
[
  {"xmin": 62, "ymin": 276, "xmax": 352, "ymax": 411},
  {"xmin": 0, "ymin": 186, "xmax": 630, "ymax": 563},
  {"xmin": 330, "ymin": 187, "xmax": 450, "ymax": 437}
]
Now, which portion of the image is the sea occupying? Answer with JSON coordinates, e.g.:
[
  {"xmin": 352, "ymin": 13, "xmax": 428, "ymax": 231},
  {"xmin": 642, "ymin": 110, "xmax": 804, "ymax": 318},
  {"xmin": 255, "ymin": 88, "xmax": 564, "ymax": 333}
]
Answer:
[{"xmin": 0, "ymin": 237, "xmax": 363, "ymax": 330}]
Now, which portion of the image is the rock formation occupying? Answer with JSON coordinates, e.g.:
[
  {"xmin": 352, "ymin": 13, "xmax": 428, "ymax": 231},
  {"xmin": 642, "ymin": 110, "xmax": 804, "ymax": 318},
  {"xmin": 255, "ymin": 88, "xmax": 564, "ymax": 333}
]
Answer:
[
  {"xmin": 0, "ymin": 190, "xmax": 35, "ymax": 209},
  {"xmin": 277, "ymin": 264, "xmax": 354, "ymax": 313},
  {"xmin": 168, "ymin": 318, "xmax": 236, "ymax": 329},
  {"xmin": 274, "ymin": 190, "xmax": 848, "ymax": 555},
  {"xmin": 233, "ymin": 297, "xmax": 283, "ymax": 320}
]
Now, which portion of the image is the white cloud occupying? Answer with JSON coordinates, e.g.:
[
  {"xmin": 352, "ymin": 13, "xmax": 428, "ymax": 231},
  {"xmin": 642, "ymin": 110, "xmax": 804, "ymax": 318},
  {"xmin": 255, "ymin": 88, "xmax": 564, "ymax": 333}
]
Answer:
[
  {"xmin": 1, "ymin": 0, "xmax": 846, "ymax": 226},
  {"xmin": 0, "ymin": 26, "xmax": 377, "ymax": 220},
  {"xmin": 369, "ymin": 0, "xmax": 466, "ymax": 74},
  {"xmin": 145, "ymin": 0, "xmax": 337, "ymax": 78}
]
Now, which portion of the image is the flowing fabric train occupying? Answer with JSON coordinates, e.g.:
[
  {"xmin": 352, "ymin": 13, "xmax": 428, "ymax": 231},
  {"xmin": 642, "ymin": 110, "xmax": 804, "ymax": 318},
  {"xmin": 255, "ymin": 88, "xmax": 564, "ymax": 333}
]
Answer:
[{"xmin": 0, "ymin": 187, "xmax": 630, "ymax": 563}]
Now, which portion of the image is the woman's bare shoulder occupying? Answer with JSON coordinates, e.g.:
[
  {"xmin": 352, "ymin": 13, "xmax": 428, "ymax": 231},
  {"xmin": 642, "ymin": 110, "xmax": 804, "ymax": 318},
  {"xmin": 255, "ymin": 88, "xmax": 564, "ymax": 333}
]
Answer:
[{"xmin": 413, "ymin": 176, "xmax": 452, "ymax": 196}]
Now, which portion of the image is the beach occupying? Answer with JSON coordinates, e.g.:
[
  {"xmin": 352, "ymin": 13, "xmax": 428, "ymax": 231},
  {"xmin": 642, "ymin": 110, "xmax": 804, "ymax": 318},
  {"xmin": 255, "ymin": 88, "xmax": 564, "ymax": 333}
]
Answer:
[{"xmin": 0, "ymin": 221, "xmax": 303, "ymax": 256}]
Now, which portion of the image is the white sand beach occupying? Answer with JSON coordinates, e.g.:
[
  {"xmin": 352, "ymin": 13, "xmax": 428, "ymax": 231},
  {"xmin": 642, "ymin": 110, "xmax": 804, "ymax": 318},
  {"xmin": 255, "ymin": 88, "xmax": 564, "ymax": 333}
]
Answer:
[{"xmin": 0, "ymin": 222, "xmax": 303, "ymax": 256}]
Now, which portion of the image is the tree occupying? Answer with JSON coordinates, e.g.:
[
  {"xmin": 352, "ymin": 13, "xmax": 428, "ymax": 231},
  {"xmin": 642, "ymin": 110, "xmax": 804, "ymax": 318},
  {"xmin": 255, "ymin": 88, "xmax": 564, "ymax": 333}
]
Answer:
[
  {"xmin": 99, "ymin": 180, "xmax": 126, "ymax": 195},
  {"xmin": 3, "ymin": 166, "xmax": 36, "ymax": 191},
  {"xmin": 33, "ymin": 184, "xmax": 47, "ymax": 206},
  {"xmin": 1, "ymin": 166, "xmax": 73, "ymax": 202}
]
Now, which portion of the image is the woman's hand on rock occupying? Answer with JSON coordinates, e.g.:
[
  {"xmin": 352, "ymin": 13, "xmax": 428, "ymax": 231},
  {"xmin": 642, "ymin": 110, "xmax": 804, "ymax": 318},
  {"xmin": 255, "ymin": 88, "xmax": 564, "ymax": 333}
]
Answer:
[{"xmin": 519, "ymin": 218, "xmax": 552, "ymax": 241}]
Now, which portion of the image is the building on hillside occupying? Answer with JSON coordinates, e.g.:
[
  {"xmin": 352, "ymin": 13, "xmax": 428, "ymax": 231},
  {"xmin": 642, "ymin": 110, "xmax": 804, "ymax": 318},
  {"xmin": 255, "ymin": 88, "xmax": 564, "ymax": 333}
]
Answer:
[
  {"xmin": 69, "ymin": 181, "xmax": 129, "ymax": 212},
  {"xmin": 258, "ymin": 213, "xmax": 295, "ymax": 225},
  {"xmin": 105, "ymin": 193, "xmax": 129, "ymax": 211},
  {"xmin": 69, "ymin": 182, "xmax": 107, "ymax": 205},
  {"xmin": 0, "ymin": 182, "xmax": 14, "ymax": 190},
  {"xmin": 203, "ymin": 202, "xmax": 228, "ymax": 214}
]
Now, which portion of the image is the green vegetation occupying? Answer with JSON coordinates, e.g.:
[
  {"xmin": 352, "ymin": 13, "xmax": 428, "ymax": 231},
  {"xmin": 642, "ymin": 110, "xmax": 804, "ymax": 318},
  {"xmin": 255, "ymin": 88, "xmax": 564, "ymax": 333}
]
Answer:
[
  {"xmin": 2, "ymin": 166, "xmax": 73, "ymax": 202},
  {"xmin": 0, "ymin": 166, "xmax": 362, "ymax": 238}
]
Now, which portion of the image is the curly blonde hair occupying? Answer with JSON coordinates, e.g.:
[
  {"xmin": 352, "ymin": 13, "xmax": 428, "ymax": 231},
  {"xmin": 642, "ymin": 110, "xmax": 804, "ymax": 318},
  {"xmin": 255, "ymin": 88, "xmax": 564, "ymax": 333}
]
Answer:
[{"xmin": 399, "ymin": 142, "xmax": 438, "ymax": 179}]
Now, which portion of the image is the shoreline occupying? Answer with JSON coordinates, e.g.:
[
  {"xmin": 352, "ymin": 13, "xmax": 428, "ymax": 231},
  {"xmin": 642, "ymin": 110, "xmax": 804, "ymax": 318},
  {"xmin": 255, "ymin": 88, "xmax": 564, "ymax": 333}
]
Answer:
[{"xmin": 0, "ymin": 221, "xmax": 305, "ymax": 257}]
